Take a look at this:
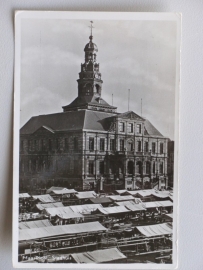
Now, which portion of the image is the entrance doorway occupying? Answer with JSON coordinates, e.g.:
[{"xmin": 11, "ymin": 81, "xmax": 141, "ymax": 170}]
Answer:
[{"xmin": 127, "ymin": 161, "xmax": 134, "ymax": 175}]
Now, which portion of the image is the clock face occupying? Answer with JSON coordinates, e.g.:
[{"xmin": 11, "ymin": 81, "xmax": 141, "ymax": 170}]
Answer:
[{"xmin": 95, "ymin": 74, "xmax": 99, "ymax": 79}]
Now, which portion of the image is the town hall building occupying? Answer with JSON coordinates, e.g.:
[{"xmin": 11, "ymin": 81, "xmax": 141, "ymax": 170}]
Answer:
[{"xmin": 19, "ymin": 27, "xmax": 169, "ymax": 193}]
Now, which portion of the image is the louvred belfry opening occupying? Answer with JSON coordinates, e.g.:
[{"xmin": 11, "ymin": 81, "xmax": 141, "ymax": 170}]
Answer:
[{"xmin": 62, "ymin": 22, "xmax": 117, "ymax": 113}]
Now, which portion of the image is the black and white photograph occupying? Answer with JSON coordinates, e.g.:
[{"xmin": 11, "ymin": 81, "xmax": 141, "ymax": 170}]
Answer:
[{"xmin": 13, "ymin": 11, "xmax": 180, "ymax": 268}]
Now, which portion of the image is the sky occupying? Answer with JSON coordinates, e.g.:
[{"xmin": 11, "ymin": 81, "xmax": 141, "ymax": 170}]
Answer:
[{"xmin": 20, "ymin": 18, "xmax": 177, "ymax": 140}]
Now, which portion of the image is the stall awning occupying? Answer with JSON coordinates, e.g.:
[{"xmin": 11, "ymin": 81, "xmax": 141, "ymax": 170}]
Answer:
[
  {"xmin": 46, "ymin": 186, "xmax": 64, "ymax": 194},
  {"xmin": 56, "ymin": 212, "xmax": 84, "ymax": 220},
  {"xmin": 19, "ymin": 193, "xmax": 30, "ymax": 199},
  {"xmin": 116, "ymin": 201, "xmax": 146, "ymax": 212},
  {"xmin": 69, "ymin": 204, "xmax": 102, "ymax": 214},
  {"xmin": 115, "ymin": 189, "xmax": 127, "ymax": 195},
  {"xmin": 50, "ymin": 189, "xmax": 77, "ymax": 195},
  {"xmin": 89, "ymin": 197, "xmax": 112, "ymax": 204},
  {"xmin": 135, "ymin": 223, "xmax": 172, "ymax": 237},
  {"xmin": 32, "ymin": 194, "xmax": 56, "ymax": 203},
  {"xmin": 108, "ymin": 195, "xmax": 135, "ymax": 202},
  {"xmin": 75, "ymin": 191, "xmax": 96, "ymax": 199},
  {"xmin": 19, "ymin": 219, "xmax": 53, "ymax": 230},
  {"xmin": 36, "ymin": 202, "xmax": 64, "ymax": 211},
  {"xmin": 96, "ymin": 206, "xmax": 130, "ymax": 215},
  {"xmin": 71, "ymin": 248, "xmax": 126, "ymax": 264},
  {"xmin": 19, "ymin": 221, "xmax": 107, "ymax": 241},
  {"xmin": 43, "ymin": 206, "xmax": 74, "ymax": 217},
  {"xmin": 144, "ymin": 200, "xmax": 173, "ymax": 209}
]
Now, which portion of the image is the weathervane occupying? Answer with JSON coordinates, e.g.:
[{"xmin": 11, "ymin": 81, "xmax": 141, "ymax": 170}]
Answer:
[{"xmin": 89, "ymin": 21, "xmax": 94, "ymax": 36}]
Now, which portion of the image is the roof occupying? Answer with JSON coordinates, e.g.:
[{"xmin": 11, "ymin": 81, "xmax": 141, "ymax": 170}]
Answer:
[
  {"xmin": 36, "ymin": 202, "xmax": 64, "ymax": 211},
  {"xmin": 19, "ymin": 219, "xmax": 53, "ymax": 230},
  {"xmin": 135, "ymin": 223, "xmax": 172, "ymax": 237},
  {"xmin": 56, "ymin": 212, "xmax": 84, "ymax": 220},
  {"xmin": 19, "ymin": 193, "xmax": 30, "ymax": 198},
  {"xmin": 117, "ymin": 111, "xmax": 144, "ymax": 121},
  {"xmin": 115, "ymin": 190, "xmax": 127, "ymax": 195},
  {"xmin": 144, "ymin": 119, "xmax": 163, "ymax": 137},
  {"xmin": 46, "ymin": 186, "xmax": 66, "ymax": 194},
  {"xmin": 89, "ymin": 197, "xmax": 112, "ymax": 204},
  {"xmin": 71, "ymin": 248, "xmax": 126, "ymax": 264},
  {"xmin": 20, "ymin": 110, "xmax": 117, "ymax": 135},
  {"xmin": 32, "ymin": 194, "xmax": 55, "ymax": 203},
  {"xmin": 144, "ymin": 200, "xmax": 173, "ymax": 209},
  {"xmin": 19, "ymin": 221, "xmax": 107, "ymax": 241},
  {"xmin": 116, "ymin": 201, "xmax": 146, "ymax": 211},
  {"xmin": 50, "ymin": 189, "xmax": 77, "ymax": 195},
  {"xmin": 96, "ymin": 206, "xmax": 130, "ymax": 215},
  {"xmin": 128, "ymin": 189, "xmax": 154, "ymax": 198},
  {"xmin": 108, "ymin": 195, "xmax": 135, "ymax": 202},
  {"xmin": 75, "ymin": 191, "xmax": 96, "ymax": 199},
  {"xmin": 69, "ymin": 204, "xmax": 102, "ymax": 214},
  {"xmin": 43, "ymin": 206, "xmax": 74, "ymax": 217}
]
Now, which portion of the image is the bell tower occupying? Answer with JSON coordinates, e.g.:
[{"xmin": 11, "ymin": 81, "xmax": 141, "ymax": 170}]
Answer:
[
  {"xmin": 77, "ymin": 21, "xmax": 103, "ymax": 98},
  {"xmin": 62, "ymin": 21, "xmax": 117, "ymax": 113}
]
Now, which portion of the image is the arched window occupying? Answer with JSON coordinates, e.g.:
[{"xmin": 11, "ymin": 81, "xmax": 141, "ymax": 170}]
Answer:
[
  {"xmin": 146, "ymin": 161, "xmax": 151, "ymax": 174},
  {"xmin": 136, "ymin": 161, "xmax": 142, "ymax": 174},
  {"xmin": 127, "ymin": 161, "xmax": 134, "ymax": 175},
  {"xmin": 160, "ymin": 162, "xmax": 164, "ymax": 174},
  {"xmin": 153, "ymin": 162, "xmax": 156, "ymax": 174},
  {"xmin": 85, "ymin": 84, "xmax": 92, "ymax": 95}
]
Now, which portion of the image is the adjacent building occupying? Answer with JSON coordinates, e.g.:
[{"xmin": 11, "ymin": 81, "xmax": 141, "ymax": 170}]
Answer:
[{"xmin": 20, "ymin": 30, "xmax": 170, "ymax": 193}]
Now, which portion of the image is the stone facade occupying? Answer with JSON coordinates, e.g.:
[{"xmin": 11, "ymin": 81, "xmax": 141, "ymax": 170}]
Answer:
[{"xmin": 19, "ymin": 30, "xmax": 170, "ymax": 193}]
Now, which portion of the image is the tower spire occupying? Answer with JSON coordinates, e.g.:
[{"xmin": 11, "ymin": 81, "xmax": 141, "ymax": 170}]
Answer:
[{"xmin": 89, "ymin": 21, "xmax": 94, "ymax": 39}]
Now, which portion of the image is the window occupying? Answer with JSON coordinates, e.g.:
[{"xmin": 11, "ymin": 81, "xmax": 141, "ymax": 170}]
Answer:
[
  {"xmin": 160, "ymin": 162, "xmax": 163, "ymax": 174},
  {"xmin": 99, "ymin": 161, "xmax": 104, "ymax": 174},
  {"xmin": 74, "ymin": 137, "xmax": 78, "ymax": 151},
  {"xmin": 110, "ymin": 139, "xmax": 115, "ymax": 151},
  {"xmin": 42, "ymin": 139, "xmax": 46, "ymax": 151},
  {"xmin": 120, "ymin": 139, "xmax": 124, "ymax": 151},
  {"xmin": 146, "ymin": 162, "xmax": 150, "ymax": 174},
  {"xmin": 137, "ymin": 141, "xmax": 141, "ymax": 152},
  {"xmin": 136, "ymin": 161, "xmax": 142, "ymax": 174},
  {"xmin": 127, "ymin": 180, "xmax": 132, "ymax": 185},
  {"xmin": 119, "ymin": 122, "xmax": 125, "ymax": 132},
  {"xmin": 55, "ymin": 138, "xmax": 60, "ymax": 150},
  {"xmin": 129, "ymin": 123, "xmax": 133, "ymax": 133},
  {"xmin": 74, "ymin": 160, "xmax": 78, "ymax": 174},
  {"xmin": 160, "ymin": 143, "xmax": 164, "ymax": 154},
  {"xmin": 100, "ymin": 138, "xmax": 105, "ymax": 151},
  {"xmin": 49, "ymin": 139, "xmax": 52, "ymax": 151},
  {"xmin": 33, "ymin": 140, "xmax": 37, "ymax": 151},
  {"xmin": 88, "ymin": 161, "xmax": 94, "ymax": 175},
  {"xmin": 65, "ymin": 138, "xmax": 69, "ymax": 151},
  {"xmin": 153, "ymin": 162, "xmax": 156, "ymax": 174},
  {"xmin": 29, "ymin": 160, "xmax": 32, "ymax": 172},
  {"xmin": 89, "ymin": 137, "xmax": 94, "ymax": 151},
  {"xmin": 144, "ymin": 141, "xmax": 149, "ymax": 152},
  {"xmin": 136, "ymin": 124, "xmax": 141, "ymax": 134},
  {"xmin": 152, "ymin": 142, "xmax": 156, "ymax": 154},
  {"xmin": 28, "ymin": 140, "xmax": 32, "ymax": 151}
]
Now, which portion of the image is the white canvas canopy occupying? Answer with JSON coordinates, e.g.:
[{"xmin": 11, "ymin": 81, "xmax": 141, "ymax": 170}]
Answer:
[
  {"xmin": 71, "ymin": 248, "xmax": 126, "ymax": 264},
  {"xmin": 116, "ymin": 201, "xmax": 146, "ymax": 211},
  {"xmin": 96, "ymin": 206, "xmax": 130, "ymax": 215},
  {"xmin": 19, "ymin": 221, "xmax": 107, "ymax": 241},
  {"xmin": 19, "ymin": 219, "xmax": 53, "ymax": 230},
  {"xmin": 144, "ymin": 200, "xmax": 173, "ymax": 209},
  {"xmin": 32, "ymin": 194, "xmax": 56, "ymax": 203},
  {"xmin": 36, "ymin": 202, "xmax": 64, "ymax": 211},
  {"xmin": 75, "ymin": 191, "xmax": 96, "ymax": 199},
  {"xmin": 108, "ymin": 195, "xmax": 135, "ymax": 202},
  {"xmin": 19, "ymin": 193, "xmax": 30, "ymax": 198},
  {"xmin": 135, "ymin": 223, "xmax": 172, "ymax": 237}
]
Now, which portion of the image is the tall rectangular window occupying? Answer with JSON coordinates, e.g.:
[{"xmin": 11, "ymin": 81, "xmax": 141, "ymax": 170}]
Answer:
[
  {"xmin": 74, "ymin": 137, "xmax": 78, "ymax": 151},
  {"xmin": 100, "ymin": 138, "xmax": 105, "ymax": 151},
  {"xmin": 160, "ymin": 143, "xmax": 164, "ymax": 154},
  {"xmin": 28, "ymin": 140, "xmax": 32, "ymax": 151},
  {"xmin": 120, "ymin": 139, "xmax": 124, "ymax": 151},
  {"xmin": 119, "ymin": 122, "xmax": 125, "ymax": 132},
  {"xmin": 144, "ymin": 141, "xmax": 149, "ymax": 152},
  {"xmin": 65, "ymin": 138, "xmax": 69, "ymax": 151},
  {"xmin": 48, "ymin": 139, "xmax": 52, "ymax": 151},
  {"xmin": 129, "ymin": 123, "xmax": 133, "ymax": 133},
  {"xmin": 136, "ymin": 124, "xmax": 141, "ymax": 134},
  {"xmin": 88, "ymin": 161, "xmax": 94, "ymax": 175},
  {"xmin": 74, "ymin": 160, "xmax": 78, "ymax": 174},
  {"xmin": 42, "ymin": 139, "xmax": 46, "ymax": 151},
  {"xmin": 110, "ymin": 139, "xmax": 115, "ymax": 151},
  {"xmin": 99, "ymin": 161, "xmax": 104, "ymax": 174},
  {"xmin": 89, "ymin": 137, "xmax": 94, "ymax": 151},
  {"xmin": 137, "ymin": 141, "xmax": 141, "ymax": 152},
  {"xmin": 160, "ymin": 162, "xmax": 163, "ymax": 174},
  {"xmin": 152, "ymin": 142, "xmax": 156, "ymax": 154}
]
